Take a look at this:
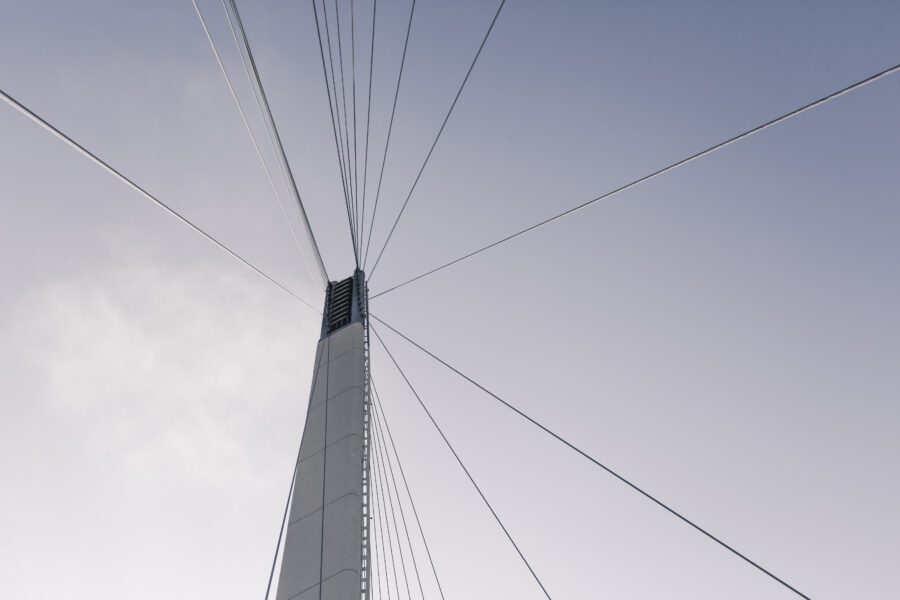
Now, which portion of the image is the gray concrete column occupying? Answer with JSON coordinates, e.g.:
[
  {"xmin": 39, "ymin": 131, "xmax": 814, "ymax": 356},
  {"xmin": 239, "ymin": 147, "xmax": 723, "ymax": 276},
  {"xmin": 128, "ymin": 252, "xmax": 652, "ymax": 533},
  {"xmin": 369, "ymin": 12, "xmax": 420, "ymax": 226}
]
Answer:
[{"xmin": 276, "ymin": 321, "xmax": 366, "ymax": 600}]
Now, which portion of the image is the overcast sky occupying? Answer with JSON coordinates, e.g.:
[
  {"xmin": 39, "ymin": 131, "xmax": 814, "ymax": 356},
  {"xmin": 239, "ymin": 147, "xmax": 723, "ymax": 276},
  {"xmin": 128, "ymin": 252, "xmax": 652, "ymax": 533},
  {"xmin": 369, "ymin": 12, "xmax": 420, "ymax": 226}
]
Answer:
[{"xmin": 2, "ymin": 1, "xmax": 899, "ymax": 598}]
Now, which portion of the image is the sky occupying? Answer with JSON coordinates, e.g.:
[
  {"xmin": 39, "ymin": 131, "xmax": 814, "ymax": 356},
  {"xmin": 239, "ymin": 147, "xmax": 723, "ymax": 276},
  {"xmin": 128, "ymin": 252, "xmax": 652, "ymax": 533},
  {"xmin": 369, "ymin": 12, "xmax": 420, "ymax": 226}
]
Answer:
[{"xmin": 1, "ymin": 1, "xmax": 899, "ymax": 598}]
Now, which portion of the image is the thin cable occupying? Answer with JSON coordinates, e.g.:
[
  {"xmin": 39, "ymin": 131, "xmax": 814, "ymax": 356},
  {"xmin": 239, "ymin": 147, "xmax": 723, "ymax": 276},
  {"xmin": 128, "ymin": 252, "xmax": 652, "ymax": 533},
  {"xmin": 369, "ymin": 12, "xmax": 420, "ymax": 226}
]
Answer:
[
  {"xmin": 367, "ymin": 0, "xmax": 507, "ymax": 280},
  {"xmin": 372, "ymin": 415, "xmax": 401, "ymax": 599},
  {"xmin": 220, "ymin": 0, "xmax": 323, "ymax": 289},
  {"xmin": 192, "ymin": 0, "xmax": 321, "ymax": 289},
  {"xmin": 333, "ymin": 0, "xmax": 357, "ymax": 214},
  {"xmin": 264, "ymin": 463, "xmax": 298, "ymax": 600},
  {"xmin": 317, "ymin": 0, "xmax": 353, "ymax": 212},
  {"xmin": 371, "ymin": 61, "xmax": 900, "ymax": 299},
  {"xmin": 218, "ymin": 0, "xmax": 326, "ymax": 289},
  {"xmin": 370, "ymin": 378, "xmax": 446, "ymax": 600},
  {"xmin": 311, "ymin": 0, "xmax": 359, "ymax": 264},
  {"xmin": 371, "ymin": 314, "xmax": 814, "ymax": 600},
  {"xmin": 372, "ymin": 325, "xmax": 553, "ymax": 599},
  {"xmin": 320, "ymin": 0, "xmax": 361, "ymax": 263},
  {"xmin": 370, "ymin": 426, "xmax": 389, "ymax": 600},
  {"xmin": 371, "ymin": 396, "xmax": 414, "ymax": 600},
  {"xmin": 264, "ymin": 346, "xmax": 328, "ymax": 599},
  {"xmin": 331, "ymin": 0, "xmax": 360, "ymax": 259},
  {"xmin": 370, "ymin": 382, "xmax": 432, "ymax": 600},
  {"xmin": 359, "ymin": 0, "xmax": 377, "ymax": 262},
  {"xmin": 350, "ymin": 0, "xmax": 362, "ymax": 252},
  {"xmin": 226, "ymin": 0, "xmax": 330, "ymax": 284},
  {"xmin": 225, "ymin": 0, "xmax": 330, "ymax": 283},
  {"xmin": 371, "ymin": 400, "xmax": 424, "ymax": 599},
  {"xmin": 361, "ymin": 0, "xmax": 417, "ymax": 268},
  {"xmin": 317, "ymin": 337, "xmax": 332, "ymax": 600},
  {"xmin": 0, "ymin": 87, "xmax": 321, "ymax": 314},
  {"xmin": 370, "ymin": 406, "xmax": 406, "ymax": 600}
]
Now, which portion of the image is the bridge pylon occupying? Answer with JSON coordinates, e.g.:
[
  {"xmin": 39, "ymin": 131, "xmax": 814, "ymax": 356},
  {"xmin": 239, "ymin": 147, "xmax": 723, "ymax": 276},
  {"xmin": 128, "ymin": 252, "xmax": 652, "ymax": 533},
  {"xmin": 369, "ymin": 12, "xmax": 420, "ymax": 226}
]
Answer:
[{"xmin": 276, "ymin": 269, "xmax": 370, "ymax": 600}]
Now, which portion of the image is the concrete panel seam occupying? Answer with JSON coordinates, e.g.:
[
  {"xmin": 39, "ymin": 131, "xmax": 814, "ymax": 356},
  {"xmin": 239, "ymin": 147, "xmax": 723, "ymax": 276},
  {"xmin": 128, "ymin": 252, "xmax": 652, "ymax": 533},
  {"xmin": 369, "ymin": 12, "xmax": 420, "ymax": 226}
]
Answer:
[
  {"xmin": 282, "ymin": 568, "xmax": 362, "ymax": 600},
  {"xmin": 299, "ymin": 432, "xmax": 363, "ymax": 464},
  {"xmin": 288, "ymin": 491, "xmax": 363, "ymax": 528},
  {"xmin": 322, "ymin": 345, "xmax": 360, "ymax": 367},
  {"xmin": 304, "ymin": 347, "xmax": 357, "ymax": 400},
  {"xmin": 307, "ymin": 384, "xmax": 365, "ymax": 411}
]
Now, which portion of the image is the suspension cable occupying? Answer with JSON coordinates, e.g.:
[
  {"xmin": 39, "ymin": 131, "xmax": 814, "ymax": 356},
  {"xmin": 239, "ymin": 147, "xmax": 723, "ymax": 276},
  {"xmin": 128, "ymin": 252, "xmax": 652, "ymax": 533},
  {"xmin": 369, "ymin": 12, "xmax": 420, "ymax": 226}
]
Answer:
[
  {"xmin": 361, "ymin": 0, "xmax": 417, "ymax": 269},
  {"xmin": 371, "ymin": 395, "xmax": 414, "ymax": 599},
  {"xmin": 219, "ymin": 0, "xmax": 327, "ymax": 288},
  {"xmin": 371, "ymin": 377, "xmax": 446, "ymax": 600},
  {"xmin": 370, "ymin": 424, "xmax": 390, "ymax": 600},
  {"xmin": 372, "ymin": 324, "xmax": 553, "ymax": 599},
  {"xmin": 372, "ymin": 414, "xmax": 402, "ymax": 599},
  {"xmin": 370, "ymin": 61, "xmax": 900, "ymax": 299},
  {"xmin": 311, "ymin": 0, "xmax": 359, "ymax": 265},
  {"xmin": 263, "ymin": 461, "xmax": 298, "ymax": 600},
  {"xmin": 371, "ymin": 395, "xmax": 426, "ymax": 599},
  {"xmin": 366, "ymin": 0, "xmax": 507, "ymax": 281},
  {"xmin": 371, "ymin": 314, "xmax": 814, "ymax": 599},
  {"xmin": 350, "ymin": 0, "xmax": 363, "ymax": 251},
  {"xmin": 0, "ymin": 87, "xmax": 321, "ymax": 314},
  {"xmin": 263, "ymin": 347, "xmax": 327, "ymax": 600},
  {"xmin": 331, "ymin": 0, "xmax": 360, "ymax": 259},
  {"xmin": 359, "ymin": 0, "xmax": 378, "ymax": 269},
  {"xmin": 192, "ymin": 0, "xmax": 322, "ymax": 289},
  {"xmin": 316, "ymin": 338, "xmax": 333, "ymax": 600},
  {"xmin": 224, "ymin": 0, "xmax": 330, "ymax": 283},
  {"xmin": 321, "ymin": 0, "xmax": 361, "ymax": 263},
  {"xmin": 311, "ymin": 0, "xmax": 353, "ymax": 209}
]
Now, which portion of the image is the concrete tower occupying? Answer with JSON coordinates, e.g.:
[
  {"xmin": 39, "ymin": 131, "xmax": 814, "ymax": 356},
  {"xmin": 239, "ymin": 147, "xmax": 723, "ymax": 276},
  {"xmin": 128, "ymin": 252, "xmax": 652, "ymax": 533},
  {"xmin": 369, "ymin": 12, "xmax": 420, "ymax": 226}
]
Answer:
[{"xmin": 275, "ymin": 270, "xmax": 370, "ymax": 600}]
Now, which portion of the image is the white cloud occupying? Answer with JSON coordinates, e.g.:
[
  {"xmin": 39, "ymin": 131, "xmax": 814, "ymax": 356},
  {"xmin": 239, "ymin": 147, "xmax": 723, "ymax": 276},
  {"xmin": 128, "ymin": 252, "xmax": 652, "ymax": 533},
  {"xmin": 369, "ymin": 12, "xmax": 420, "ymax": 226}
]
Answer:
[{"xmin": 7, "ymin": 237, "xmax": 319, "ymax": 487}]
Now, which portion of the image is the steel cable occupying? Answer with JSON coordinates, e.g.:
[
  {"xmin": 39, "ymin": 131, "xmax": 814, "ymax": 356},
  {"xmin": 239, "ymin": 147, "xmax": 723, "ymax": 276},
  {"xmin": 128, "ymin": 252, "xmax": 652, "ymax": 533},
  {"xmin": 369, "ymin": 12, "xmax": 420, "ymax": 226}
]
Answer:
[
  {"xmin": 225, "ymin": 0, "xmax": 330, "ymax": 283},
  {"xmin": 359, "ymin": 0, "xmax": 377, "ymax": 264},
  {"xmin": 331, "ymin": 0, "xmax": 360, "ymax": 257},
  {"xmin": 371, "ymin": 396, "xmax": 414, "ymax": 599},
  {"xmin": 0, "ymin": 87, "xmax": 321, "ymax": 314},
  {"xmin": 263, "ymin": 347, "xmax": 328, "ymax": 600},
  {"xmin": 372, "ymin": 324, "xmax": 553, "ymax": 599},
  {"xmin": 371, "ymin": 61, "xmax": 900, "ymax": 299},
  {"xmin": 371, "ymin": 314, "xmax": 814, "ymax": 600},
  {"xmin": 371, "ymin": 379, "xmax": 443, "ymax": 599},
  {"xmin": 367, "ymin": 0, "xmax": 507, "ymax": 280},
  {"xmin": 311, "ymin": 0, "xmax": 360, "ymax": 264},
  {"xmin": 371, "ymin": 400, "xmax": 425, "ymax": 599},
  {"xmin": 193, "ymin": 0, "xmax": 322, "ymax": 288},
  {"xmin": 361, "ymin": 0, "xmax": 417, "ymax": 268},
  {"xmin": 372, "ymin": 416, "xmax": 402, "ymax": 599}
]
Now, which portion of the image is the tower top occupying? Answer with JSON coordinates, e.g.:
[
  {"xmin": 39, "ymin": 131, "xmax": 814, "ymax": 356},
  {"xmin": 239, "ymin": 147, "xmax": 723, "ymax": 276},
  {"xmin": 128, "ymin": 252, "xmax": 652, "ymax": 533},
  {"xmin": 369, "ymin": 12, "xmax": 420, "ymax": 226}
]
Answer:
[{"xmin": 321, "ymin": 268, "xmax": 366, "ymax": 339}]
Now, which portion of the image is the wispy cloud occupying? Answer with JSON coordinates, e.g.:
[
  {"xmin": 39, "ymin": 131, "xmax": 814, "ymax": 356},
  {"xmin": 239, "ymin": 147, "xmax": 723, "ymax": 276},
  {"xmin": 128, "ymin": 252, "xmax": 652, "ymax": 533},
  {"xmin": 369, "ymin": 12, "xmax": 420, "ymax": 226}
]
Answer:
[{"xmin": 6, "ymin": 236, "xmax": 318, "ymax": 487}]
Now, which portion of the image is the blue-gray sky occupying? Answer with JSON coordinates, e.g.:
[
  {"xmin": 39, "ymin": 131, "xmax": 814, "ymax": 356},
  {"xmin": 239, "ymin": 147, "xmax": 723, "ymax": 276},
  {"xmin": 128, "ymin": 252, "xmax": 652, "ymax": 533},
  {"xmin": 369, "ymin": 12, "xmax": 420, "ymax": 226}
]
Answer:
[{"xmin": 1, "ymin": 1, "xmax": 899, "ymax": 598}]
